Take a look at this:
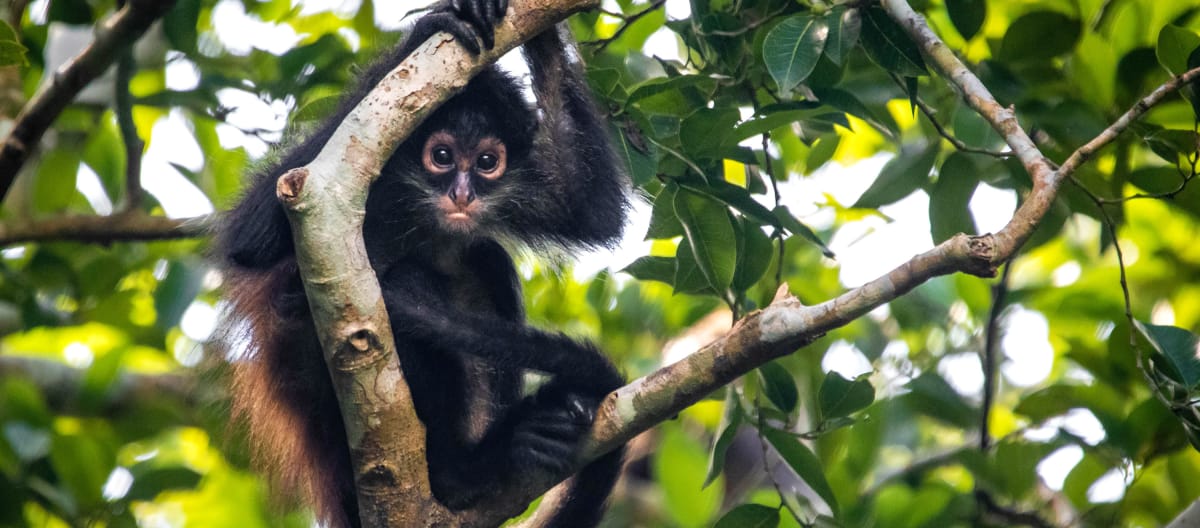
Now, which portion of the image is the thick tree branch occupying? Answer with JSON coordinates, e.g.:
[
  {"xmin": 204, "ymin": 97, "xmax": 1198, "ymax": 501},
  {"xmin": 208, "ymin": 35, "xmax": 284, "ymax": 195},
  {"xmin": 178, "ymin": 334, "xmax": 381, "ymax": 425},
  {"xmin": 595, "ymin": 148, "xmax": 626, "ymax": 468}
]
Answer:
[
  {"xmin": 0, "ymin": 212, "xmax": 210, "ymax": 247},
  {"xmin": 274, "ymin": 0, "xmax": 599, "ymax": 526},
  {"xmin": 0, "ymin": 0, "xmax": 175, "ymax": 202}
]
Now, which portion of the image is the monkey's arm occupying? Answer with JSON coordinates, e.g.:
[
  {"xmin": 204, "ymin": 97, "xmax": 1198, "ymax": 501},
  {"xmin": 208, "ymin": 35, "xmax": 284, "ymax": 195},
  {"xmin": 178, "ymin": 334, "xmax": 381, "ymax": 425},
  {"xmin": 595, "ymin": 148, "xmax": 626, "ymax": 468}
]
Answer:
[
  {"xmin": 522, "ymin": 29, "xmax": 628, "ymax": 247},
  {"xmin": 383, "ymin": 275, "xmax": 622, "ymax": 394},
  {"xmin": 219, "ymin": 1, "xmax": 505, "ymax": 269}
]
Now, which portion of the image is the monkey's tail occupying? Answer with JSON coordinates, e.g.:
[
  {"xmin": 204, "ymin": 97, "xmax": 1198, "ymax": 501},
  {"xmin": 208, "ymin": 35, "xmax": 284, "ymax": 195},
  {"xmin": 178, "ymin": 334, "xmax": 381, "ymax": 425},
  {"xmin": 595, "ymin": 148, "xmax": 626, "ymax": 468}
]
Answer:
[{"xmin": 544, "ymin": 447, "xmax": 625, "ymax": 528}]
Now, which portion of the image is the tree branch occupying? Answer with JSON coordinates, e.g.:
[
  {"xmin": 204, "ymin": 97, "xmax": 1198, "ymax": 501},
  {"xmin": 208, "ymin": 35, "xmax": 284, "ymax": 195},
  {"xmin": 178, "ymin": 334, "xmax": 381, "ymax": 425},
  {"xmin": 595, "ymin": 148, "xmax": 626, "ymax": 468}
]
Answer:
[
  {"xmin": 272, "ymin": 0, "xmax": 600, "ymax": 525},
  {"xmin": 0, "ymin": 212, "xmax": 210, "ymax": 247},
  {"xmin": 0, "ymin": 0, "xmax": 175, "ymax": 202},
  {"xmin": 0, "ymin": 355, "xmax": 204, "ymax": 415},
  {"xmin": 1058, "ymin": 66, "xmax": 1200, "ymax": 178}
]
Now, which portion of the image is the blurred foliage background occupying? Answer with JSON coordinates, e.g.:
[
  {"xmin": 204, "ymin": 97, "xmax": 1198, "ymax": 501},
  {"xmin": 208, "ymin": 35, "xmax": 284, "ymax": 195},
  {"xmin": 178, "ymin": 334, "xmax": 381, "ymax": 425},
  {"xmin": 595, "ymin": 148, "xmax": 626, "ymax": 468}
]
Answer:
[{"xmin": 2, "ymin": 0, "xmax": 1200, "ymax": 526}]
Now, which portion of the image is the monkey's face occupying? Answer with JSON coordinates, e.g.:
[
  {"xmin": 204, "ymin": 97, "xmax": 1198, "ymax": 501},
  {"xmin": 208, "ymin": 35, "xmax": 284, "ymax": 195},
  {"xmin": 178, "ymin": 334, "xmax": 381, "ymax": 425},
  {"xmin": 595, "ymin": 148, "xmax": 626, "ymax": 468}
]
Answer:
[{"xmin": 419, "ymin": 130, "xmax": 509, "ymax": 234}]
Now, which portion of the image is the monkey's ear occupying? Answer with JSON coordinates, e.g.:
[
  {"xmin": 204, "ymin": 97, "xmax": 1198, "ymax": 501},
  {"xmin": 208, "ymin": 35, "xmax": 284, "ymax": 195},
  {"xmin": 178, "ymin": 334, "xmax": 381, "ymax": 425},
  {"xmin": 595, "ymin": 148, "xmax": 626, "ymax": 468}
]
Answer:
[{"xmin": 219, "ymin": 177, "xmax": 294, "ymax": 269}]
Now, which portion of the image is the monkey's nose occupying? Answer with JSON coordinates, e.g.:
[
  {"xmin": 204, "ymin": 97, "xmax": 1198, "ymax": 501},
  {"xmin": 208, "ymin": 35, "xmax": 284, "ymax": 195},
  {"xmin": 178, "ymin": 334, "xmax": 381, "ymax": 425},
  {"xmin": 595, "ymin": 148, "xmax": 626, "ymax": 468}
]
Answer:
[{"xmin": 448, "ymin": 174, "xmax": 475, "ymax": 207}]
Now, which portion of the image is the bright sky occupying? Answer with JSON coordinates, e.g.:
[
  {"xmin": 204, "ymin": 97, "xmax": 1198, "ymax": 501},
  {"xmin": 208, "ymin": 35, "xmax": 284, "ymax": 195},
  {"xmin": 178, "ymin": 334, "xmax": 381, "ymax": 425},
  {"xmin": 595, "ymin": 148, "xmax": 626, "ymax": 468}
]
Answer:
[{"xmin": 45, "ymin": 0, "xmax": 1118, "ymax": 502}]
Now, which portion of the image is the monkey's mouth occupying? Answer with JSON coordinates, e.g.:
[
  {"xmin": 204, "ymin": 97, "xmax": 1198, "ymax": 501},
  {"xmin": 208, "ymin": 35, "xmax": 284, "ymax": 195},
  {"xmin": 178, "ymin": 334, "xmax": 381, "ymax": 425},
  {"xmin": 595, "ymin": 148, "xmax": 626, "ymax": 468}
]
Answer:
[{"xmin": 446, "ymin": 212, "xmax": 470, "ymax": 221}]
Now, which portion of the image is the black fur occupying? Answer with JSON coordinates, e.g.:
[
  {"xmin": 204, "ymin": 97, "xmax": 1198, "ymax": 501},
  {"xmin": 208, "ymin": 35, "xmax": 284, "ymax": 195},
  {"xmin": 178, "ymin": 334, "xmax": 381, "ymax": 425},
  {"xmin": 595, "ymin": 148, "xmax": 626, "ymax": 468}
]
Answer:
[{"xmin": 217, "ymin": 2, "xmax": 628, "ymax": 527}]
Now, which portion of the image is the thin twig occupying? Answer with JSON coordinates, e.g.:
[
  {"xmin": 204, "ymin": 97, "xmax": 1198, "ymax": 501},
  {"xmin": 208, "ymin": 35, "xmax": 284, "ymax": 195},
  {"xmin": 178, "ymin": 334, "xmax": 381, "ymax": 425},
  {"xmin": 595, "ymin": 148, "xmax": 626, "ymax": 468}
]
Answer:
[
  {"xmin": 698, "ymin": 2, "xmax": 789, "ymax": 37},
  {"xmin": 0, "ymin": 212, "xmax": 210, "ymax": 247},
  {"xmin": 1058, "ymin": 65, "xmax": 1200, "ymax": 179},
  {"xmin": 114, "ymin": 1, "xmax": 143, "ymax": 212},
  {"xmin": 1066, "ymin": 176, "xmax": 1172, "ymax": 412},
  {"xmin": 975, "ymin": 489, "xmax": 1055, "ymax": 528},
  {"xmin": 0, "ymin": 0, "xmax": 176, "ymax": 202},
  {"xmin": 888, "ymin": 73, "xmax": 1011, "ymax": 158},
  {"xmin": 585, "ymin": 0, "xmax": 665, "ymax": 52},
  {"xmin": 979, "ymin": 262, "xmax": 1010, "ymax": 452}
]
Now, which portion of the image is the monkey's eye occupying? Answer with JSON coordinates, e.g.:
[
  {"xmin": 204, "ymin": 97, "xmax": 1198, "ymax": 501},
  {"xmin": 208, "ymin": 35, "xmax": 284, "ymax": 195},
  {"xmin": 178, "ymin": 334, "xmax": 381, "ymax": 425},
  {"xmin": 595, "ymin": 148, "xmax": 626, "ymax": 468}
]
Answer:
[
  {"xmin": 432, "ymin": 146, "xmax": 454, "ymax": 167},
  {"xmin": 477, "ymin": 153, "xmax": 498, "ymax": 172}
]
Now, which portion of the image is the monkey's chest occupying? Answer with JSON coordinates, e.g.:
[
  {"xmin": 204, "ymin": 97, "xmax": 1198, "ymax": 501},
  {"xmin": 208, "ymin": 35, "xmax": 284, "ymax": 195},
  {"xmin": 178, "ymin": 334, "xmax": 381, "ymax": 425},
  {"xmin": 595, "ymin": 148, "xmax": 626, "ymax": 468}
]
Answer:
[{"xmin": 446, "ymin": 273, "xmax": 512, "ymax": 443}]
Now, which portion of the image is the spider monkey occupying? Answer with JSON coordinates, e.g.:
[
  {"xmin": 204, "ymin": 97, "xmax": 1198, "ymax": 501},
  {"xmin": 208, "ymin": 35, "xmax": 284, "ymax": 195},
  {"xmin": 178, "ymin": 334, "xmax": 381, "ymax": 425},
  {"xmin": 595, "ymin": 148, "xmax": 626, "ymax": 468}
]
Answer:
[{"xmin": 216, "ymin": 2, "xmax": 628, "ymax": 527}]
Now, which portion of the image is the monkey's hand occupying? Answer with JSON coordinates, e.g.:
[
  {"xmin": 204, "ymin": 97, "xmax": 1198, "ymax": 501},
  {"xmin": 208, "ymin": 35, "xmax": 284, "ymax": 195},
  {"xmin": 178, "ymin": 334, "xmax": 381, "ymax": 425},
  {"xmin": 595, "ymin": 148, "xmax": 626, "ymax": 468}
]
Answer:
[
  {"xmin": 510, "ymin": 383, "xmax": 599, "ymax": 476},
  {"xmin": 411, "ymin": 0, "xmax": 508, "ymax": 55}
]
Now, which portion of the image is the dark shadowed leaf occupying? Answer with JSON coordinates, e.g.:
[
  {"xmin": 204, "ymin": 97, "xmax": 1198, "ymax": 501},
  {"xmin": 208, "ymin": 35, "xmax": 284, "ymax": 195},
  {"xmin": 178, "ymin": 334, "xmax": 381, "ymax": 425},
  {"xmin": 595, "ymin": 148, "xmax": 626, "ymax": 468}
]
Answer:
[
  {"xmin": 732, "ymin": 218, "xmax": 774, "ymax": 293},
  {"xmin": 860, "ymin": 7, "xmax": 927, "ymax": 77},
  {"xmin": 773, "ymin": 206, "xmax": 835, "ymax": 258},
  {"xmin": 623, "ymin": 256, "xmax": 677, "ymax": 286},
  {"xmin": 761, "ymin": 427, "xmax": 839, "ymax": 515},
  {"xmin": 823, "ymin": 7, "xmax": 862, "ymax": 65},
  {"xmin": 945, "ymin": 0, "xmax": 985, "ymax": 40},
  {"xmin": 714, "ymin": 504, "xmax": 780, "ymax": 528},
  {"xmin": 1000, "ymin": 12, "xmax": 1081, "ymax": 61},
  {"xmin": 929, "ymin": 152, "xmax": 980, "ymax": 244},
  {"xmin": 818, "ymin": 372, "xmax": 875, "ymax": 419},
  {"xmin": 705, "ymin": 390, "xmax": 744, "ymax": 488},
  {"xmin": 853, "ymin": 143, "xmax": 939, "ymax": 209},
  {"xmin": 674, "ymin": 189, "xmax": 737, "ymax": 293},
  {"xmin": 1136, "ymin": 321, "xmax": 1200, "ymax": 389},
  {"xmin": 759, "ymin": 361, "xmax": 798, "ymax": 412}
]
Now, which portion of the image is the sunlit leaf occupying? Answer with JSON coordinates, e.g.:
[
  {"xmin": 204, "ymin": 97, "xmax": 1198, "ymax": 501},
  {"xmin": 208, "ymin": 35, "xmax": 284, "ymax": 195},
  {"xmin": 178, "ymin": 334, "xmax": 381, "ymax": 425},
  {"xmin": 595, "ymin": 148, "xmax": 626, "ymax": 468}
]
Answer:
[{"xmin": 763, "ymin": 15, "xmax": 830, "ymax": 95}]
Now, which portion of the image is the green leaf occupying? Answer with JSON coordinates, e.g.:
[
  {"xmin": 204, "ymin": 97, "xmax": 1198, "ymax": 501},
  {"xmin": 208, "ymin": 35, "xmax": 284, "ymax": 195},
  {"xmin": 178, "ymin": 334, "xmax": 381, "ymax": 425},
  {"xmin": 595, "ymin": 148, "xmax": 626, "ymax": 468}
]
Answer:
[
  {"xmin": 1157, "ymin": 25, "xmax": 1200, "ymax": 75},
  {"xmin": 0, "ymin": 39, "xmax": 28, "ymax": 67},
  {"xmin": 293, "ymin": 95, "xmax": 339, "ymax": 123},
  {"xmin": 674, "ymin": 189, "xmax": 738, "ymax": 294},
  {"xmin": 853, "ymin": 143, "xmax": 939, "ymax": 209},
  {"xmin": 1143, "ymin": 129, "xmax": 1199, "ymax": 163},
  {"xmin": 818, "ymin": 371, "xmax": 875, "ymax": 419},
  {"xmin": 761, "ymin": 427, "xmax": 839, "ymax": 515},
  {"xmin": 163, "ymin": 0, "xmax": 201, "ymax": 53},
  {"xmin": 903, "ymin": 372, "xmax": 977, "ymax": 427},
  {"xmin": 647, "ymin": 184, "xmax": 685, "ymax": 240},
  {"xmin": 33, "ymin": 148, "xmax": 82, "ymax": 213},
  {"xmin": 823, "ymin": 7, "xmax": 862, "ymax": 65},
  {"xmin": 674, "ymin": 239, "xmax": 713, "ymax": 295},
  {"xmin": 680, "ymin": 108, "xmax": 741, "ymax": 160},
  {"xmin": 125, "ymin": 467, "xmax": 202, "ymax": 501},
  {"xmin": 610, "ymin": 123, "xmax": 657, "ymax": 186},
  {"xmin": 622, "ymin": 256, "xmax": 676, "ymax": 286},
  {"xmin": 774, "ymin": 206, "xmax": 835, "ymax": 258},
  {"xmin": 154, "ymin": 260, "xmax": 203, "ymax": 331},
  {"xmin": 1000, "ymin": 12, "xmax": 1081, "ymax": 61},
  {"xmin": 678, "ymin": 178, "xmax": 779, "ymax": 227},
  {"xmin": 929, "ymin": 152, "xmax": 980, "ymax": 244},
  {"xmin": 758, "ymin": 362, "xmax": 799, "ymax": 413},
  {"xmin": 1136, "ymin": 321, "xmax": 1200, "ymax": 389},
  {"xmin": 945, "ymin": 0, "xmax": 986, "ymax": 40},
  {"xmin": 714, "ymin": 504, "xmax": 780, "ymax": 528},
  {"xmin": 732, "ymin": 218, "xmax": 774, "ymax": 293},
  {"xmin": 763, "ymin": 14, "xmax": 830, "ymax": 95},
  {"xmin": 82, "ymin": 117, "xmax": 128, "ymax": 204},
  {"xmin": 657, "ymin": 425, "xmax": 723, "ymax": 526},
  {"xmin": 705, "ymin": 390, "xmax": 743, "ymax": 488},
  {"xmin": 860, "ymin": 6, "xmax": 927, "ymax": 77},
  {"xmin": 733, "ymin": 102, "xmax": 828, "ymax": 143}
]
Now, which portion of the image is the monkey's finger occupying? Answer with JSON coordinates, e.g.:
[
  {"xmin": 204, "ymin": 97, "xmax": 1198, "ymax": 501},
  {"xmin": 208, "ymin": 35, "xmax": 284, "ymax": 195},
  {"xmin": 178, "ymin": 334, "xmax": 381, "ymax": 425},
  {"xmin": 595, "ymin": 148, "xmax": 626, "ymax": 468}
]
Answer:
[
  {"xmin": 416, "ymin": 13, "xmax": 481, "ymax": 55},
  {"xmin": 458, "ymin": 0, "xmax": 494, "ymax": 50}
]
